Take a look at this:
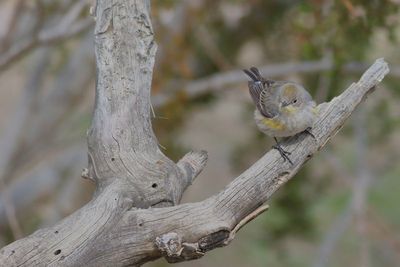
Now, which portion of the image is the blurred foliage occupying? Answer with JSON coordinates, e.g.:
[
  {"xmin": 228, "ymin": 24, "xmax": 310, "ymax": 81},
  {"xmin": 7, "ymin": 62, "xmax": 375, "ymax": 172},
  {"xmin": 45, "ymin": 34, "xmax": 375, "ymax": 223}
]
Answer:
[{"xmin": 150, "ymin": 1, "xmax": 400, "ymax": 263}]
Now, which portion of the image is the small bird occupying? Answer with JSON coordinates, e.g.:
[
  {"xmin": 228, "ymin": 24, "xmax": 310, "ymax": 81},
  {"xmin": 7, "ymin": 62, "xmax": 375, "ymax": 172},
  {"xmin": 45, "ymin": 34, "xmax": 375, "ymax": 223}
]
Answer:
[{"xmin": 243, "ymin": 67, "xmax": 317, "ymax": 164}]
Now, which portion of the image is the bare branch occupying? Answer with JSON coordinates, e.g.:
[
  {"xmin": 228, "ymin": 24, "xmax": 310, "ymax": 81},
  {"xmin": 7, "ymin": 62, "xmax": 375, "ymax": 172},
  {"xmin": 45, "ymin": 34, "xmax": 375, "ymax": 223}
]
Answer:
[
  {"xmin": 0, "ymin": 2, "xmax": 93, "ymax": 71},
  {"xmin": 152, "ymin": 58, "xmax": 333, "ymax": 107},
  {"xmin": 0, "ymin": 1, "xmax": 390, "ymax": 266},
  {"xmin": 152, "ymin": 57, "xmax": 400, "ymax": 108},
  {"xmin": 0, "ymin": 0, "xmax": 25, "ymax": 52},
  {"xmin": 0, "ymin": 55, "xmax": 389, "ymax": 266},
  {"xmin": 0, "ymin": 36, "xmax": 94, "ymax": 229},
  {"xmin": 87, "ymin": 0, "xmax": 202, "ymax": 208},
  {"xmin": 0, "ymin": 49, "xmax": 49, "ymax": 179},
  {"xmin": 0, "ymin": 49, "xmax": 50, "ymax": 239},
  {"xmin": 0, "ymin": 145, "xmax": 86, "ymax": 226},
  {"xmin": 176, "ymin": 150, "xmax": 208, "ymax": 189},
  {"xmin": 226, "ymin": 204, "xmax": 269, "ymax": 244},
  {"xmin": 0, "ymin": 35, "xmax": 94, "ymax": 187}
]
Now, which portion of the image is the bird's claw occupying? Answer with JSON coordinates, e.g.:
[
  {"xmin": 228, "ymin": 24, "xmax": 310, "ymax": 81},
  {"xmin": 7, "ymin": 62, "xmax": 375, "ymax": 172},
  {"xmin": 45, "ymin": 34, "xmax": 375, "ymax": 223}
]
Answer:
[
  {"xmin": 272, "ymin": 144, "xmax": 293, "ymax": 165},
  {"xmin": 304, "ymin": 127, "xmax": 316, "ymax": 139}
]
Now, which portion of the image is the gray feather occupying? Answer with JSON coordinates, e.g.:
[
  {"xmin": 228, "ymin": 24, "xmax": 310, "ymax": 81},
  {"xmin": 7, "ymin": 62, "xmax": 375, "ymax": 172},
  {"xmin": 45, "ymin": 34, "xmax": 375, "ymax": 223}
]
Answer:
[
  {"xmin": 243, "ymin": 67, "xmax": 278, "ymax": 118},
  {"xmin": 259, "ymin": 86, "xmax": 279, "ymax": 118}
]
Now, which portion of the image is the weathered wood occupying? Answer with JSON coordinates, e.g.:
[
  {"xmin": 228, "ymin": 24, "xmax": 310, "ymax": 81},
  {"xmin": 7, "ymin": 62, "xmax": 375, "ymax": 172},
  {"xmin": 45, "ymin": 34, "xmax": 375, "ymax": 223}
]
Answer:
[
  {"xmin": 87, "ymin": 0, "xmax": 204, "ymax": 208},
  {"xmin": 0, "ymin": 0, "xmax": 389, "ymax": 266}
]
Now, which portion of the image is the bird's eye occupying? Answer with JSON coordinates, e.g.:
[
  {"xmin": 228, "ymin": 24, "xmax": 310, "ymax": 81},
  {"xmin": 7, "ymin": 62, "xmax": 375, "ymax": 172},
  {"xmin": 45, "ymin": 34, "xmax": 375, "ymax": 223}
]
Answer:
[{"xmin": 293, "ymin": 99, "xmax": 297, "ymax": 103}]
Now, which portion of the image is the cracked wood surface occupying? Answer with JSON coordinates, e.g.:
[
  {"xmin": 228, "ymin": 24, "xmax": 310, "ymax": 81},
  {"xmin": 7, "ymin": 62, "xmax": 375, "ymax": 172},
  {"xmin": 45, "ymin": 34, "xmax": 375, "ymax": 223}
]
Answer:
[{"xmin": 0, "ymin": 0, "xmax": 390, "ymax": 266}]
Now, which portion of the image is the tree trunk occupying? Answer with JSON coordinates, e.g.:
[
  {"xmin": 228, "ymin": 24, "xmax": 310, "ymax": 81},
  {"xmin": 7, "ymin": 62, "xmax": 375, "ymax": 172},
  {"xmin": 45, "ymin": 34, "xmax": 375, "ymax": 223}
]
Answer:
[{"xmin": 0, "ymin": 0, "xmax": 389, "ymax": 266}]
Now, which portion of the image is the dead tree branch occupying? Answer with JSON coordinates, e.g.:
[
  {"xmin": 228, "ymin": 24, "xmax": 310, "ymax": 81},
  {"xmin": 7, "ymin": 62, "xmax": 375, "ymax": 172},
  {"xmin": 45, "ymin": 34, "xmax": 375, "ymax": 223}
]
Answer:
[
  {"xmin": 0, "ymin": 1, "xmax": 389, "ymax": 266},
  {"xmin": 0, "ymin": 49, "xmax": 50, "ymax": 239},
  {"xmin": 0, "ymin": 1, "xmax": 93, "ymax": 72},
  {"xmin": 151, "ymin": 57, "xmax": 397, "ymax": 108}
]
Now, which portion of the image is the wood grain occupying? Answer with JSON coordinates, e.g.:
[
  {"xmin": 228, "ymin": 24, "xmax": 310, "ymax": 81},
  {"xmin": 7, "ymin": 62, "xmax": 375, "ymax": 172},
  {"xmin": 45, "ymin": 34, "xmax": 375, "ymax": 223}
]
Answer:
[{"xmin": 0, "ymin": 0, "xmax": 389, "ymax": 266}]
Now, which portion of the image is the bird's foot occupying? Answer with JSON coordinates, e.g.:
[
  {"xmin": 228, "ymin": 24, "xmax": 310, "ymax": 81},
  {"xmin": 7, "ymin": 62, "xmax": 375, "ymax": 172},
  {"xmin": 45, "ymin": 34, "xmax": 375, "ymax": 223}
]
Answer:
[
  {"xmin": 303, "ymin": 127, "xmax": 316, "ymax": 139},
  {"xmin": 272, "ymin": 143, "xmax": 293, "ymax": 165}
]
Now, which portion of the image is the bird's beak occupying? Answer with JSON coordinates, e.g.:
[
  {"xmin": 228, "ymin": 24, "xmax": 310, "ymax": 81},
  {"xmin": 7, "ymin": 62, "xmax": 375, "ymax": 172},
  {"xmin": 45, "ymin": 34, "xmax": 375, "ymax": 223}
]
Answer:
[{"xmin": 281, "ymin": 101, "xmax": 289, "ymax": 107}]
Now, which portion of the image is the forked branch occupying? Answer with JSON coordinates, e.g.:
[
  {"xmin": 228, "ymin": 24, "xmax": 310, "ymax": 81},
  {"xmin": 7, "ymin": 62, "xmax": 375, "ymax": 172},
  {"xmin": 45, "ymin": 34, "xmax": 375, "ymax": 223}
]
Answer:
[{"xmin": 0, "ymin": 0, "xmax": 389, "ymax": 266}]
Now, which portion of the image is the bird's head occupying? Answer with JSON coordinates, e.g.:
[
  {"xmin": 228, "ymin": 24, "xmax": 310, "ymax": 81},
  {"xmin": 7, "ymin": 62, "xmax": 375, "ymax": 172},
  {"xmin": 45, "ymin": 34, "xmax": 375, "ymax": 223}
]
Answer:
[{"xmin": 279, "ymin": 83, "xmax": 312, "ymax": 114}]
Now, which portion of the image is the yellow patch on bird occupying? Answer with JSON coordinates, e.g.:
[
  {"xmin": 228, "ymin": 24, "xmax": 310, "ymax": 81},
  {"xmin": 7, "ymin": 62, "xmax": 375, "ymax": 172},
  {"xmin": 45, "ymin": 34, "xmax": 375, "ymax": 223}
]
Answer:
[
  {"xmin": 282, "ymin": 105, "xmax": 297, "ymax": 114},
  {"xmin": 282, "ymin": 84, "xmax": 297, "ymax": 97},
  {"xmin": 312, "ymin": 106, "xmax": 319, "ymax": 115},
  {"xmin": 262, "ymin": 118, "xmax": 285, "ymax": 130}
]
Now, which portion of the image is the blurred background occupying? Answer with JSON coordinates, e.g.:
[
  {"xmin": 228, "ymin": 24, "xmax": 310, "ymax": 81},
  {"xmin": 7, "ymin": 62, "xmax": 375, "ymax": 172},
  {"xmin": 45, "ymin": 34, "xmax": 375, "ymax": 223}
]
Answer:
[{"xmin": 0, "ymin": 0, "xmax": 400, "ymax": 266}]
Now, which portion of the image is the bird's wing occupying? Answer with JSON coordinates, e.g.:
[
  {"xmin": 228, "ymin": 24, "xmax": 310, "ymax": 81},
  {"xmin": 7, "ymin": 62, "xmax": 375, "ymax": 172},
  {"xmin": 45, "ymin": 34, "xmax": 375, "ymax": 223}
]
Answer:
[
  {"xmin": 259, "ymin": 85, "xmax": 279, "ymax": 118},
  {"xmin": 243, "ymin": 67, "xmax": 278, "ymax": 118}
]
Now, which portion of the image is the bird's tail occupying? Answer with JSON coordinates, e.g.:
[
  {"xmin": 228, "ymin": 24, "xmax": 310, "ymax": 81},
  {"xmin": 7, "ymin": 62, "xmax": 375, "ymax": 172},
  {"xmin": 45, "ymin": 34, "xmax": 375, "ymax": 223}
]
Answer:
[
  {"xmin": 243, "ymin": 67, "xmax": 274, "ymax": 86},
  {"xmin": 243, "ymin": 67, "xmax": 262, "ymax": 82}
]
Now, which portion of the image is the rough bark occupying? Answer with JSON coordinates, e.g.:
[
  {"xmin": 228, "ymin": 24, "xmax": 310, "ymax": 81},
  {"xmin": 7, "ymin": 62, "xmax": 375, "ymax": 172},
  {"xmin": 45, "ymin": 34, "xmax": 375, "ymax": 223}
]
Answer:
[
  {"xmin": 0, "ymin": 0, "xmax": 390, "ymax": 266},
  {"xmin": 85, "ymin": 0, "xmax": 204, "ymax": 208}
]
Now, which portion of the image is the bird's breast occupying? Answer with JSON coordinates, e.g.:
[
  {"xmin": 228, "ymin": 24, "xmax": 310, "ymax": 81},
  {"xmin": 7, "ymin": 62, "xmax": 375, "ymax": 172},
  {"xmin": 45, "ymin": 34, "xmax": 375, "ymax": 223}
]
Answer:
[
  {"xmin": 261, "ymin": 118, "xmax": 286, "ymax": 131},
  {"xmin": 254, "ymin": 105, "xmax": 316, "ymax": 137}
]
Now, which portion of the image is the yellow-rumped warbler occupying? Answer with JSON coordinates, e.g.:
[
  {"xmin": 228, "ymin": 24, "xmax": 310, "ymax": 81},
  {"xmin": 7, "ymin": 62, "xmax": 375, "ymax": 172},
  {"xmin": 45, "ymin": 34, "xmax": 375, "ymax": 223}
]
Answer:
[{"xmin": 243, "ymin": 67, "xmax": 317, "ymax": 164}]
